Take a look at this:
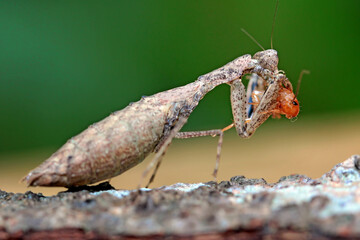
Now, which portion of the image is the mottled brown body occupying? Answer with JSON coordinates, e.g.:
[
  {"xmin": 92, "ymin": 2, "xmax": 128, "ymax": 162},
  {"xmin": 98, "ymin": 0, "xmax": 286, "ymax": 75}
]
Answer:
[
  {"xmin": 24, "ymin": 54, "xmax": 256, "ymax": 187},
  {"xmin": 25, "ymin": 99, "xmax": 169, "ymax": 186}
]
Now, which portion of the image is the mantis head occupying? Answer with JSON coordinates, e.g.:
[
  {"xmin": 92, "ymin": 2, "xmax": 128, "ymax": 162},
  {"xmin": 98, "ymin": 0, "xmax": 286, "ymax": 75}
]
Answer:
[{"xmin": 253, "ymin": 49, "xmax": 279, "ymax": 72}]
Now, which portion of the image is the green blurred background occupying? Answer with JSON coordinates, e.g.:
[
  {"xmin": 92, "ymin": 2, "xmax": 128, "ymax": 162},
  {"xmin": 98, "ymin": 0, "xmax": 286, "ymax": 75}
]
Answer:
[{"xmin": 0, "ymin": 1, "xmax": 359, "ymax": 195}]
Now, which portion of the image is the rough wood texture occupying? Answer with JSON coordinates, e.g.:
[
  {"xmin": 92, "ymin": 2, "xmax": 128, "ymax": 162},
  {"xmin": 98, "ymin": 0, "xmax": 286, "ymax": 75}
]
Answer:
[{"xmin": 2, "ymin": 155, "xmax": 360, "ymax": 239}]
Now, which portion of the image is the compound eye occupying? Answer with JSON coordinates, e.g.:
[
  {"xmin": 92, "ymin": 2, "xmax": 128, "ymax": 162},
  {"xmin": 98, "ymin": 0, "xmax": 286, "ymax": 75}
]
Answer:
[{"xmin": 292, "ymin": 101, "xmax": 298, "ymax": 106}]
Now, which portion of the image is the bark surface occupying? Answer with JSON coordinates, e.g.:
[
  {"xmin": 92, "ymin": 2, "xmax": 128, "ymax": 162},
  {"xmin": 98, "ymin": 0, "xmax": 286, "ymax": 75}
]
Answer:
[{"xmin": 1, "ymin": 155, "xmax": 360, "ymax": 240}]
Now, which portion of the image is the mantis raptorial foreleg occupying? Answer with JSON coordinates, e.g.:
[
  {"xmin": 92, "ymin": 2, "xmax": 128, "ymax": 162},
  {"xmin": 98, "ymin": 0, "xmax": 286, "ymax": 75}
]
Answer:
[
  {"xmin": 230, "ymin": 79, "xmax": 248, "ymax": 138},
  {"xmin": 230, "ymin": 73, "xmax": 282, "ymax": 138}
]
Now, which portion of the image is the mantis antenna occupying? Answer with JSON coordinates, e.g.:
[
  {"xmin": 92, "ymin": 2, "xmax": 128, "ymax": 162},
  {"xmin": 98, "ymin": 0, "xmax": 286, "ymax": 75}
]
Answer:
[
  {"xmin": 271, "ymin": 0, "xmax": 279, "ymax": 49},
  {"xmin": 242, "ymin": 0, "xmax": 279, "ymax": 51},
  {"xmin": 241, "ymin": 28, "xmax": 265, "ymax": 51}
]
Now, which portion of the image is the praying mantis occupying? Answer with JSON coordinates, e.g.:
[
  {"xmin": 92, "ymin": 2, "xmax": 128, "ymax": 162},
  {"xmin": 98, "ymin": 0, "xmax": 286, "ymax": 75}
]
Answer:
[
  {"xmin": 23, "ymin": 47, "xmax": 307, "ymax": 188},
  {"xmin": 23, "ymin": 2, "xmax": 309, "ymax": 188}
]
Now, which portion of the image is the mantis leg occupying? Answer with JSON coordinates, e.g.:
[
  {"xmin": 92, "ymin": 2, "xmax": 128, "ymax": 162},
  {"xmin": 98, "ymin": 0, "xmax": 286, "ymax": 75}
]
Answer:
[
  {"xmin": 144, "ymin": 121, "xmax": 233, "ymax": 187},
  {"xmin": 175, "ymin": 123, "xmax": 234, "ymax": 181},
  {"xmin": 140, "ymin": 116, "xmax": 188, "ymax": 188},
  {"xmin": 230, "ymin": 78, "xmax": 249, "ymax": 138},
  {"xmin": 231, "ymin": 74, "xmax": 280, "ymax": 138},
  {"xmin": 143, "ymin": 120, "xmax": 234, "ymax": 187}
]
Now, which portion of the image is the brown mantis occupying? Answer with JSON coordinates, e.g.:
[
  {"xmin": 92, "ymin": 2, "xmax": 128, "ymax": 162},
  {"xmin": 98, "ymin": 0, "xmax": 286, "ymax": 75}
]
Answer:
[
  {"xmin": 23, "ymin": 47, "xmax": 305, "ymax": 188},
  {"xmin": 23, "ymin": 2, "xmax": 309, "ymax": 188}
]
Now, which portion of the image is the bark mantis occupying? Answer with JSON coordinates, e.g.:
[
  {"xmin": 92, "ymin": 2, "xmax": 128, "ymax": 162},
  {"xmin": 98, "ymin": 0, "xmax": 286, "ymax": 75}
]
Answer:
[
  {"xmin": 23, "ymin": 2, "xmax": 309, "ymax": 188},
  {"xmin": 23, "ymin": 47, "xmax": 306, "ymax": 188}
]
